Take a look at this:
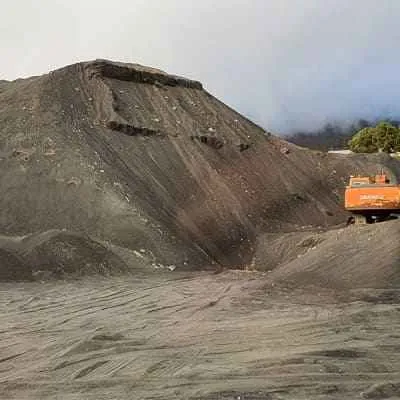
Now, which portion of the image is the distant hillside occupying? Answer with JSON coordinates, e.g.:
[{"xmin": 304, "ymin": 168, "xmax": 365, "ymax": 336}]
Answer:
[{"xmin": 285, "ymin": 119, "xmax": 400, "ymax": 151}]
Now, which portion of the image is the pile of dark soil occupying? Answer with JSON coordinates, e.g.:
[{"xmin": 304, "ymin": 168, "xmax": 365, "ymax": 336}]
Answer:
[
  {"xmin": 254, "ymin": 219, "xmax": 400, "ymax": 289},
  {"xmin": 1, "ymin": 59, "xmax": 399, "ymax": 281},
  {"xmin": 0, "ymin": 230, "xmax": 129, "ymax": 280}
]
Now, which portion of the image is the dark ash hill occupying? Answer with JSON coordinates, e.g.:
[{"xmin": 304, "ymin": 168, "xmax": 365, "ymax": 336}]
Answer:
[{"xmin": 1, "ymin": 59, "xmax": 399, "ymax": 277}]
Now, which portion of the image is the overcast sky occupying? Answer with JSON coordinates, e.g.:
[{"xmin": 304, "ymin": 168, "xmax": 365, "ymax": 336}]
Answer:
[{"xmin": 2, "ymin": 0, "xmax": 400, "ymax": 134}]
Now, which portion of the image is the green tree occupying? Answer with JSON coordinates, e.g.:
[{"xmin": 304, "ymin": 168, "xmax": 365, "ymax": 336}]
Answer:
[{"xmin": 348, "ymin": 121, "xmax": 400, "ymax": 153}]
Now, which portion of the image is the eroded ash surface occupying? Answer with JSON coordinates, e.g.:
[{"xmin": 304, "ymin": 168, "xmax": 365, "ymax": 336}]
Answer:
[{"xmin": 0, "ymin": 272, "xmax": 399, "ymax": 400}]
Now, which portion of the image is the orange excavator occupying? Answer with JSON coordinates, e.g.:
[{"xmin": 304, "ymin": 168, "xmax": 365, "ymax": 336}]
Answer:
[{"xmin": 345, "ymin": 173, "xmax": 400, "ymax": 224}]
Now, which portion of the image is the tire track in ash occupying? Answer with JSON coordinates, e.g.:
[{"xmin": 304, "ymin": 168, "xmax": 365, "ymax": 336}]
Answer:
[{"xmin": 0, "ymin": 273, "xmax": 400, "ymax": 399}]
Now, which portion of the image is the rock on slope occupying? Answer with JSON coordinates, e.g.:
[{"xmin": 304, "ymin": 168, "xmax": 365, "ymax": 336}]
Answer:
[{"xmin": 0, "ymin": 59, "xmax": 399, "ymax": 277}]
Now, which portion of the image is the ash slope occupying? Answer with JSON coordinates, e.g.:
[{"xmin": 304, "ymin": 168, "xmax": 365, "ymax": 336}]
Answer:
[
  {"xmin": 0, "ymin": 59, "xmax": 399, "ymax": 272},
  {"xmin": 254, "ymin": 219, "xmax": 400, "ymax": 289},
  {"xmin": 0, "ymin": 230, "xmax": 132, "ymax": 280}
]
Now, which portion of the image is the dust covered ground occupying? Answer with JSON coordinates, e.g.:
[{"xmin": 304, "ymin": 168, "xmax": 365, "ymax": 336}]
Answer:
[{"xmin": 1, "ymin": 271, "xmax": 399, "ymax": 400}]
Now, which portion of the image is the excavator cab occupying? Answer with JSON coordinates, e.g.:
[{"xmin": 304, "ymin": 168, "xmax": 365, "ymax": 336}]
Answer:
[{"xmin": 348, "ymin": 174, "xmax": 390, "ymax": 187}]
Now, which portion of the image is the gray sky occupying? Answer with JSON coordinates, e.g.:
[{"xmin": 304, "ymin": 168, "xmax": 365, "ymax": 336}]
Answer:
[{"xmin": 2, "ymin": 0, "xmax": 400, "ymax": 133}]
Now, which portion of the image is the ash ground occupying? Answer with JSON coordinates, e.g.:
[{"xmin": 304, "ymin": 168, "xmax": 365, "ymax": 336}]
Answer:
[{"xmin": 1, "ymin": 272, "xmax": 399, "ymax": 400}]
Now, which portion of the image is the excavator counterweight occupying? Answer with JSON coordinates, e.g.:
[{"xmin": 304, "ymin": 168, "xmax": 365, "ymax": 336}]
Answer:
[{"xmin": 345, "ymin": 174, "xmax": 400, "ymax": 224}]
